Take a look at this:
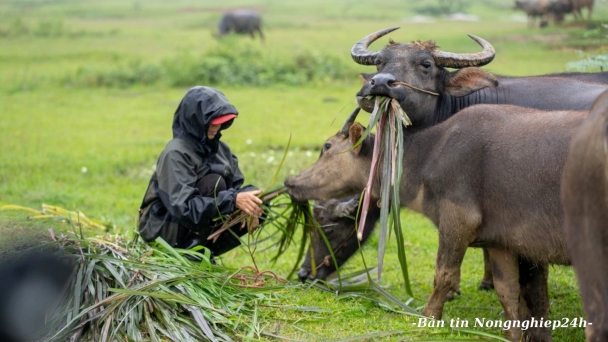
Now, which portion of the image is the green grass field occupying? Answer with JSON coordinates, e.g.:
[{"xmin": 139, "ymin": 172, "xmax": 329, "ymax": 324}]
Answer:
[{"xmin": 1, "ymin": 0, "xmax": 607, "ymax": 340}]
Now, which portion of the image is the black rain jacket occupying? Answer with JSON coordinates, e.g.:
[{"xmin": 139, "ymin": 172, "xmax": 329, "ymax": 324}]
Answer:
[{"xmin": 138, "ymin": 86, "xmax": 255, "ymax": 246}]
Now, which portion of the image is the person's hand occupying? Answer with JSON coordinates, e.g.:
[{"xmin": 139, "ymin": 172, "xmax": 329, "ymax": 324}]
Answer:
[
  {"xmin": 236, "ymin": 190, "xmax": 263, "ymax": 217},
  {"xmin": 241, "ymin": 215, "xmax": 260, "ymax": 233}
]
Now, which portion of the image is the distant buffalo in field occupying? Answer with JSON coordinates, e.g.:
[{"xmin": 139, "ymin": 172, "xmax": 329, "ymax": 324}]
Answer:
[
  {"xmin": 216, "ymin": 9, "xmax": 264, "ymax": 40},
  {"xmin": 515, "ymin": 0, "xmax": 553, "ymax": 27},
  {"xmin": 515, "ymin": 0, "xmax": 594, "ymax": 27},
  {"xmin": 550, "ymin": 0, "xmax": 594, "ymax": 21}
]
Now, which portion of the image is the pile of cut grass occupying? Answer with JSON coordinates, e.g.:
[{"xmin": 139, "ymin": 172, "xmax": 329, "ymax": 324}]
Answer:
[{"xmin": 41, "ymin": 233, "xmax": 292, "ymax": 341}]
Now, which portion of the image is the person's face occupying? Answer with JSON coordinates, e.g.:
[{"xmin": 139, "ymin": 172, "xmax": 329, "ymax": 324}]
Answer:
[{"xmin": 207, "ymin": 124, "xmax": 221, "ymax": 139}]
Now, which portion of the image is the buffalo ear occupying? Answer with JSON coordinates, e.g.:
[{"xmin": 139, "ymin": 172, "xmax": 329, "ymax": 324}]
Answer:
[
  {"xmin": 349, "ymin": 122, "xmax": 365, "ymax": 155},
  {"xmin": 445, "ymin": 67, "xmax": 498, "ymax": 97}
]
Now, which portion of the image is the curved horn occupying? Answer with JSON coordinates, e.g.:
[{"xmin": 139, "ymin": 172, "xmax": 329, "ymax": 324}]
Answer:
[
  {"xmin": 351, "ymin": 27, "xmax": 400, "ymax": 65},
  {"xmin": 432, "ymin": 34, "xmax": 495, "ymax": 69},
  {"xmin": 340, "ymin": 107, "xmax": 361, "ymax": 135}
]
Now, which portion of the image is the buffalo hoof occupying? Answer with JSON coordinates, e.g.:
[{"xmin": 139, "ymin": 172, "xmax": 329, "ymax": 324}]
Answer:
[
  {"xmin": 297, "ymin": 267, "xmax": 330, "ymax": 283},
  {"xmin": 478, "ymin": 280, "xmax": 494, "ymax": 291},
  {"xmin": 446, "ymin": 289, "xmax": 461, "ymax": 301},
  {"xmin": 298, "ymin": 267, "xmax": 311, "ymax": 283}
]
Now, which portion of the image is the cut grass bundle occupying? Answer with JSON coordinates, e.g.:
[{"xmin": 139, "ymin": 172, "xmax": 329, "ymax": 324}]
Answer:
[
  {"xmin": 353, "ymin": 96, "xmax": 413, "ymax": 296},
  {"xmin": 204, "ymin": 133, "xmax": 322, "ymax": 281},
  {"xmin": 43, "ymin": 232, "xmax": 292, "ymax": 342}
]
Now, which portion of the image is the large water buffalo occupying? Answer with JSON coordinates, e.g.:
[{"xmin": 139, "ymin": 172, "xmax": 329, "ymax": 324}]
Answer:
[
  {"xmin": 353, "ymin": 27, "xmax": 607, "ymax": 124},
  {"xmin": 217, "ymin": 9, "xmax": 264, "ymax": 40},
  {"xmin": 285, "ymin": 104, "xmax": 586, "ymax": 342},
  {"xmin": 561, "ymin": 90, "xmax": 608, "ymax": 342}
]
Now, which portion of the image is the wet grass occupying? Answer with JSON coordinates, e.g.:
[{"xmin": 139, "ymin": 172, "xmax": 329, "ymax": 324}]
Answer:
[{"xmin": 1, "ymin": 0, "xmax": 606, "ymax": 340}]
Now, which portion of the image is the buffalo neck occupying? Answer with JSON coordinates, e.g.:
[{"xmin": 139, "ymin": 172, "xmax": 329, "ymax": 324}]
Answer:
[
  {"xmin": 429, "ymin": 77, "xmax": 607, "ymax": 128},
  {"xmin": 370, "ymin": 126, "xmax": 438, "ymax": 212}
]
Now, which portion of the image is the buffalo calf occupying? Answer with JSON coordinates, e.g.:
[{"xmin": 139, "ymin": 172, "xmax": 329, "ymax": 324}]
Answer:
[
  {"xmin": 298, "ymin": 195, "xmax": 379, "ymax": 282},
  {"xmin": 286, "ymin": 104, "xmax": 586, "ymax": 342}
]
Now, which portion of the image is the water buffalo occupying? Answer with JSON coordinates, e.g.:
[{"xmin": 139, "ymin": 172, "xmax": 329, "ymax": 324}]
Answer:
[
  {"xmin": 568, "ymin": 0, "xmax": 594, "ymax": 20},
  {"xmin": 285, "ymin": 104, "xmax": 587, "ymax": 342},
  {"xmin": 297, "ymin": 195, "xmax": 379, "ymax": 282},
  {"xmin": 561, "ymin": 90, "xmax": 608, "ymax": 342},
  {"xmin": 217, "ymin": 9, "xmax": 264, "ymax": 40},
  {"xmin": 515, "ymin": 0, "xmax": 553, "ymax": 27},
  {"xmin": 549, "ymin": 0, "xmax": 573, "ymax": 23},
  {"xmin": 353, "ymin": 27, "xmax": 607, "ymax": 125}
]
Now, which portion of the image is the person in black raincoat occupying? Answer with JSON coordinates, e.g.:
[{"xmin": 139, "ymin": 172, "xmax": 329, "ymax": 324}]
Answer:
[{"xmin": 138, "ymin": 86, "xmax": 263, "ymax": 256}]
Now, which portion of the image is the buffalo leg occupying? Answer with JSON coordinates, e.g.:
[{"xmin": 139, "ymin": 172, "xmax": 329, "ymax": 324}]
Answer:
[
  {"xmin": 422, "ymin": 202, "xmax": 480, "ymax": 319},
  {"xmin": 422, "ymin": 233, "xmax": 467, "ymax": 319},
  {"xmin": 488, "ymin": 248, "xmax": 530, "ymax": 342},
  {"xmin": 479, "ymin": 248, "xmax": 494, "ymax": 290},
  {"xmin": 566, "ymin": 216, "xmax": 608, "ymax": 342},
  {"xmin": 519, "ymin": 259, "xmax": 552, "ymax": 342}
]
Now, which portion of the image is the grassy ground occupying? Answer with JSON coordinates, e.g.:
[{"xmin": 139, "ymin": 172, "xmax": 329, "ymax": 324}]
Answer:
[{"xmin": 1, "ymin": 0, "xmax": 607, "ymax": 340}]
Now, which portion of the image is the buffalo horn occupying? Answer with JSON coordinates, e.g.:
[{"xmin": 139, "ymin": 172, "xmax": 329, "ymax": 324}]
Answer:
[
  {"xmin": 432, "ymin": 34, "xmax": 495, "ymax": 69},
  {"xmin": 340, "ymin": 107, "xmax": 361, "ymax": 135},
  {"xmin": 351, "ymin": 27, "xmax": 400, "ymax": 65}
]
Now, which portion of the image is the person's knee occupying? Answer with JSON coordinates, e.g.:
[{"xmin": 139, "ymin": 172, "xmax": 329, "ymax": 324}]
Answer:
[{"xmin": 196, "ymin": 174, "xmax": 227, "ymax": 197}]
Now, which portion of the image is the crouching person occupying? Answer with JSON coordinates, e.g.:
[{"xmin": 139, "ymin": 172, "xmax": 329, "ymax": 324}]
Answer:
[{"xmin": 138, "ymin": 86, "xmax": 263, "ymax": 257}]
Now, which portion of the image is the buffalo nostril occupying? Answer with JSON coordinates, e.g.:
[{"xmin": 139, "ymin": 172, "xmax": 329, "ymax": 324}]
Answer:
[{"xmin": 371, "ymin": 73, "xmax": 396, "ymax": 88}]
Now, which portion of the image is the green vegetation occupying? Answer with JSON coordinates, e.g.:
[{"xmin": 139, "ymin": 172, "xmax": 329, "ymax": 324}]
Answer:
[{"xmin": 1, "ymin": 0, "xmax": 607, "ymax": 340}]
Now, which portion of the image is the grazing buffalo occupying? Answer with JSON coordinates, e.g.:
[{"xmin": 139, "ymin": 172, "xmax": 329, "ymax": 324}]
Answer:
[
  {"xmin": 285, "ymin": 104, "xmax": 586, "ymax": 342},
  {"xmin": 549, "ymin": 0, "xmax": 572, "ymax": 23},
  {"xmin": 569, "ymin": 0, "xmax": 594, "ymax": 20},
  {"xmin": 561, "ymin": 90, "xmax": 608, "ymax": 342},
  {"xmin": 515, "ymin": 0, "xmax": 553, "ymax": 27},
  {"xmin": 217, "ymin": 9, "xmax": 264, "ymax": 40},
  {"xmin": 297, "ymin": 194, "xmax": 379, "ymax": 282}
]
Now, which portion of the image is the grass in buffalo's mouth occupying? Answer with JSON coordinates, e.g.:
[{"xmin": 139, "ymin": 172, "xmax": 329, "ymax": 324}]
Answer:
[{"xmin": 352, "ymin": 95, "xmax": 414, "ymax": 297}]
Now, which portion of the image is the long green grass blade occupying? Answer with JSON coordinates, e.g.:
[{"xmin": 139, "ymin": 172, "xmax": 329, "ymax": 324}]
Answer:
[
  {"xmin": 392, "ymin": 107, "xmax": 413, "ymax": 296},
  {"xmin": 377, "ymin": 111, "xmax": 392, "ymax": 281}
]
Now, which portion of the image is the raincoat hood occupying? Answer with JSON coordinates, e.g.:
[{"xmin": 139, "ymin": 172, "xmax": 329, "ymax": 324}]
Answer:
[{"xmin": 172, "ymin": 86, "xmax": 238, "ymax": 156}]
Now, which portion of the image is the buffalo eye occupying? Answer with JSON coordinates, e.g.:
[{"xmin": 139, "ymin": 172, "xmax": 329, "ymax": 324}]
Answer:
[
  {"xmin": 375, "ymin": 59, "xmax": 383, "ymax": 71},
  {"xmin": 421, "ymin": 60, "xmax": 432, "ymax": 69},
  {"xmin": 323, "ymin": 143, "xmax": 331, "ymax": 151}
]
